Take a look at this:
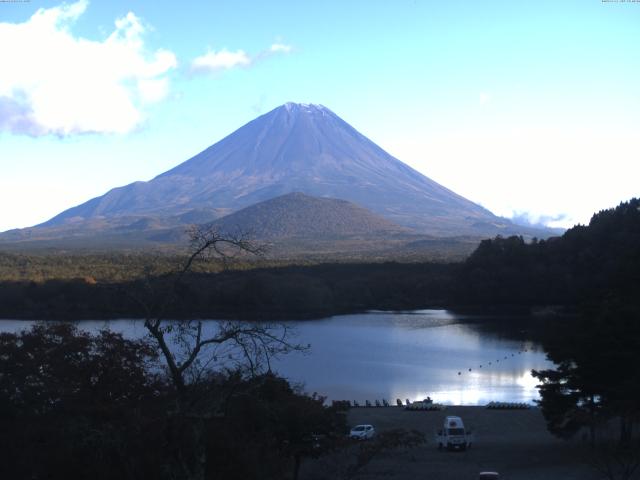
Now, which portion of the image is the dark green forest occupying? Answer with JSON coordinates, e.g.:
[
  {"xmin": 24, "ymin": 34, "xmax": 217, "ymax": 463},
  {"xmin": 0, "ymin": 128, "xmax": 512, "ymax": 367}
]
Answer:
[{"xmin": 0, "ymin": 261, "xmax": 455, "ymax": 320}]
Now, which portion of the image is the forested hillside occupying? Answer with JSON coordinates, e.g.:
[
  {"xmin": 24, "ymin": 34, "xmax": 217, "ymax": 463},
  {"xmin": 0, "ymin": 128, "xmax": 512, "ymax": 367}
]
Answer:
[{"xmin": 455, "ymin": 198, "xmax": 640, "ymax": 308}]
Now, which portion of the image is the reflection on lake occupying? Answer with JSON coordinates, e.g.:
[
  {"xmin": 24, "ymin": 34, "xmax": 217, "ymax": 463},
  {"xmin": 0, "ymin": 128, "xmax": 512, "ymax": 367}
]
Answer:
[
  {"xmin": 270, "ymin": 310, "xmax": 553, "ymax": 405},
  {"xmin": 0, "ymin": 310, "xmax": 553, "ymax": 405}
]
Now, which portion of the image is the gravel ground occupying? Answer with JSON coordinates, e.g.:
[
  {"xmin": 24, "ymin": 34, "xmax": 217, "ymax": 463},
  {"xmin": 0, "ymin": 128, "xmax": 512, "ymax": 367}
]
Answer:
[{"xmin": 302, "ymin": 406, "xmax": 600, "ymax": 480}]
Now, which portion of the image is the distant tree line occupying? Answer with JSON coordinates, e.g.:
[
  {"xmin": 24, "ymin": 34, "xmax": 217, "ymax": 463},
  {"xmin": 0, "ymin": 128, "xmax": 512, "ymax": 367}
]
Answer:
[{"xmin": 0, "ymin": 262, "xmax": 456, "ymax": 320}]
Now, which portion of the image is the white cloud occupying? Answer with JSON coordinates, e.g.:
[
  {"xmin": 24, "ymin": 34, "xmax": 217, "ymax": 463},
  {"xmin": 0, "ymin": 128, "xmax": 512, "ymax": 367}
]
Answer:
[
  {"xmin": 479, "ymin": 92, "xmax": 490, "ymax": 106},
  {"xmin": 191, "ymin": 49, "xmax": 251, "ymax": 72},
  {"xmin": 509, "ymin": 211, "xmax": 569, "ymax": 229},
  {"xmin": 0, "ymin": 1, "xmax": 177, "ymax": 136},
  {"xmin": 191, "ymin": 42, "xmax": 292, "ymax": 74},
  {"xmin": 269, "ymin": 43, "xmax": 292, "ymax": 54},
  {"xmin": 137, "ymin": 78, "xmax": 170, "ymax": 103}
]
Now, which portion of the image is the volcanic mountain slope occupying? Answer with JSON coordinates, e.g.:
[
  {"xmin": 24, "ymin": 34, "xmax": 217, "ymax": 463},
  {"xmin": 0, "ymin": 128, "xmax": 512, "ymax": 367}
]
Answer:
[
  {"xmin": 209, "ymin": 192, "xmax": 408, "ymax": 239},
  {"xmin": 34, "ymin": 102, "xmax": 535, "ymax": 237}
]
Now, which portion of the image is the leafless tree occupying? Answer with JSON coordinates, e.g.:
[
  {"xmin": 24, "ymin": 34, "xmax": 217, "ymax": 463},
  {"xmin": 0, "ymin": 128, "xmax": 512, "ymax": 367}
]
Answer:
[
  {"xmin": 128, "ymin": 225, "xmax": 307, "ymax": 480},
  {"xmin": 131, "ymin": 225, "xmax": 305, "ymax": 393}
]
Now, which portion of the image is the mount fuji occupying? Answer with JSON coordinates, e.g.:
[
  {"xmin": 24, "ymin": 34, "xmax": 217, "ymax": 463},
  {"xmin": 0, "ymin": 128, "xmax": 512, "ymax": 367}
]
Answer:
[{"xmin": 3, "ymin": 103, "xmax": 554, "ymax": 248}]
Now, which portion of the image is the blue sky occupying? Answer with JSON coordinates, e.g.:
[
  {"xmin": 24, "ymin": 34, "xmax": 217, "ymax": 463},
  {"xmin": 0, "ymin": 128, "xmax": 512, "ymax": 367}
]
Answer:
[{"xmin": 1, "ymin": 0, "xmax": 639, "ymax": 232}]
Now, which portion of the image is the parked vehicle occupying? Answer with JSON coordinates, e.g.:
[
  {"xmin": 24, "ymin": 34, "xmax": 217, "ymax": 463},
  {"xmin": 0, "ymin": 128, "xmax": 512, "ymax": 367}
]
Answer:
[
  {"xmin": 435, "ymin": 415, "xmax": 473, "ymax": 450},
  {"xmin": 350, "ymin": 424, "xmax": 375, "ymax": 440}
]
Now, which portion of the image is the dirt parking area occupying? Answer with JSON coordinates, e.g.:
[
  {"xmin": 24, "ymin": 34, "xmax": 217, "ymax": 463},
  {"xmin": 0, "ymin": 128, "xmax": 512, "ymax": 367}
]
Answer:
[{"xmin": 303, "ymin": 406, "xmax": 598, "ymax": 480}]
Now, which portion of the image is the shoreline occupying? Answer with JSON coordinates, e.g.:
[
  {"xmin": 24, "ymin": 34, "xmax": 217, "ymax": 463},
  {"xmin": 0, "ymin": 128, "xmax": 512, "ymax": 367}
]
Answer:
[{"xmin": 0, "ymin": 304, "xmax": 573, "ymax": 322}]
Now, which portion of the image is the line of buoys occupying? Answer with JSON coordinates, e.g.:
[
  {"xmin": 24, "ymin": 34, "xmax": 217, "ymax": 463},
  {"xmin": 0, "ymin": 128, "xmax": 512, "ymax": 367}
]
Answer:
[
  {"xmin": 456, "ymin": 347, "xmax": 532, "ymax": 377},
  {"xmin": 486, "ymin": 401, "xmax": 531, "ymax": 410}
]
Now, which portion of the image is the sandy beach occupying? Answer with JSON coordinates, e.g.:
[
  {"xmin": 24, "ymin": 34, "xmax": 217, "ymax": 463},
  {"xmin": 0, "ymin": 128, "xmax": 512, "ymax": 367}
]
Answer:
[{"xmin": 303, "ymin": 406, "xmax": 599, "ymax": 480}]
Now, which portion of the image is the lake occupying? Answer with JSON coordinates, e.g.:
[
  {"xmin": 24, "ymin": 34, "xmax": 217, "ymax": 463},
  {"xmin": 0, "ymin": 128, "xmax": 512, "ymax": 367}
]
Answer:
[{"xmin": 0, "ymin": 310, "xmax": 553, "ymax": 405}]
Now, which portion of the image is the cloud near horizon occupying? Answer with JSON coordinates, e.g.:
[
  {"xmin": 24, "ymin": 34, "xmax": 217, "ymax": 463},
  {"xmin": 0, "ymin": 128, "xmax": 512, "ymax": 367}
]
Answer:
[
  {"xmin": 509, "ymin": 211, "xmax": 570, "ymax": 229},
  {"xmin": 0, "ymin": 1, "xmax": 177, "ymax": 136},
  {"xmin": 190, "ymin": 42, "xmax": 292, "ymax": 74}
]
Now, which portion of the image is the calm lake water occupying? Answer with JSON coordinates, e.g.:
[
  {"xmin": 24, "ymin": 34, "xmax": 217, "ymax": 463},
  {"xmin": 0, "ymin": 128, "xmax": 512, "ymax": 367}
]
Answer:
[{"xmin": 0, "ymin": 310, "xmax": 553, "ymax": 405}]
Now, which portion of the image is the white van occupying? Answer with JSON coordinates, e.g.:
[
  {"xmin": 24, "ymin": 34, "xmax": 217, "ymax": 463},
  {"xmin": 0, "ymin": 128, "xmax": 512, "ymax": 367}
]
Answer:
[{"xmin": 435, "ymin": 415, "xmax": 473, "ymax": 450}]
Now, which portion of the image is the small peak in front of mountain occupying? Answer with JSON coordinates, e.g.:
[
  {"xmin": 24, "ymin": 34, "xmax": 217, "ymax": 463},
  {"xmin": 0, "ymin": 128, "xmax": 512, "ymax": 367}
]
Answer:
[{"xmin": 211, "ymin": 192, "xmax": 407, "ymax": 239}]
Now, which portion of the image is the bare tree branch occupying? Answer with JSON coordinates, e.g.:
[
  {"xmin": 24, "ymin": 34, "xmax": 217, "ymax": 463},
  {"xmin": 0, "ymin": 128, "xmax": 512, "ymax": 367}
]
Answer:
[{"xmin": 131, "ymin": 225, "xmax": 306, "ymax": 397}]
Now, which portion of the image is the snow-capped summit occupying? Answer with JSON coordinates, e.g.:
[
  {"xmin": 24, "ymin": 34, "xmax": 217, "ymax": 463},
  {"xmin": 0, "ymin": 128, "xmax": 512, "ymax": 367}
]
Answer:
[{"xmin": 283, "ymin": 102, "xmax": 330, "ymax": 115}]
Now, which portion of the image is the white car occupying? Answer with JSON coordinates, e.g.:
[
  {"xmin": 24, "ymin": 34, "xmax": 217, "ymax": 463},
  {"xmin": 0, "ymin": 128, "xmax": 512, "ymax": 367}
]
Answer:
[{"xmin": 350, "ymin": 424, "xmax": 375, "ymax": 440}]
